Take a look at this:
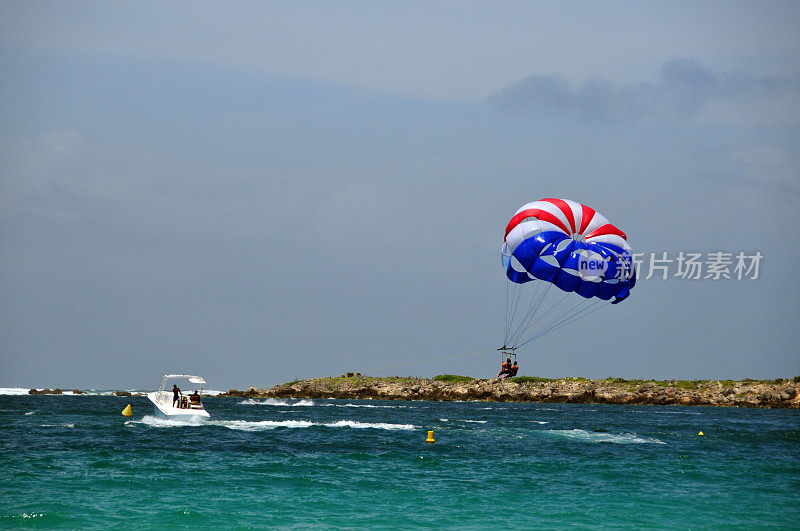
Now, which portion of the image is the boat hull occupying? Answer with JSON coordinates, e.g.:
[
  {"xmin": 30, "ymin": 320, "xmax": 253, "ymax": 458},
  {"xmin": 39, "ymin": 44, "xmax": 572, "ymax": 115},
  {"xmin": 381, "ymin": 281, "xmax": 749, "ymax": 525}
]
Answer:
[{"xmin": 147, "ymin": 391, "xmax": 210, "ymax": 421}]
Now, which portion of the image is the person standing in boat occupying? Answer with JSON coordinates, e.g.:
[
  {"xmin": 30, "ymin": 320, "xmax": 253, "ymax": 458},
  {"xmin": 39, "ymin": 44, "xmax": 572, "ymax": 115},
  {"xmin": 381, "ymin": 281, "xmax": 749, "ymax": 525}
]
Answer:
[{"xmin": 172, "ymin": 384, "xmax": 182, "ymax": 407}]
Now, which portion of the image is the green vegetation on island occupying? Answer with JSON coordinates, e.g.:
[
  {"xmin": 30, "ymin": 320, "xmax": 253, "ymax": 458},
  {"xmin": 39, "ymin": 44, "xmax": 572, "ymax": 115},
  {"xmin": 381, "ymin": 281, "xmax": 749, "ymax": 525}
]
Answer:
[
  {"xmin": 221, "ymin": 374, "xmax": 800, "ymax": 409},
  {"xmin": 432, "ymin": 375, "xmax": 475, "ymax": 383}
]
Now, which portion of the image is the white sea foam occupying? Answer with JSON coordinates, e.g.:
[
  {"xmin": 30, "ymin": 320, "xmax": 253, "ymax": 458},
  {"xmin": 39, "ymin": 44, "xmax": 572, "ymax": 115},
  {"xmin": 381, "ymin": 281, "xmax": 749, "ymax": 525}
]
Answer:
[
  {"xmin": 128, "ymin": 415, "xmax": 208, "ymax": 428},
  {"xmin": 238, "ymin": 398, "xmax": 270, "ymax": 406},
  {"xmin": 322, "ymin": 420, "xmax": 415, "ymax": 430},
  {"xmin": 216, "ymin": 419, "xmax": 416, "ymax": 431},
  {"xmin": 632, "ymin": 409, "xmax": 702, "ymax": 416},
  {"xmin": 545, "ymin": 429, "xmax": 666, "ymax": 445},
  {"xmin": 220, "ymin": 419, "xmax": 315, "ymax": 431},
  {"xmin": 1, "ymin": 387, "xmax": 223, "ymax": 396},
  {"xmin": 238, "ymin": 398, "xmax": 314, "ymax": 407},
  {"xmin": 24, "ymin": 411, "xmax": 35, "ymax": 415},
  {"xmin": 0, "ymin": 387, "xmax": 144, "ymax": 396},
  {"xmin": 327, "ymin": 403, "xmax": 404, "ymax": 409},
  {"xmin": 0, "ymin": 388, "xmax": 35, "ymax": 395},
  {"xmin": 530, "ymin": 421, "xmax": 549, "ymax": 425},
  {"xmin": 463, "ymin": 420, "xmax": 488, "ymax": 424},
  {"xmin": 15, "ymin": 513, "xmax": 46, "ymax": 519},
  {"xmin": 2, "ymin": 388, "xmax": 98, "ymax": 396},
  {"xmin": 129, "ymin": 415, "xmax": 415, "ymax": 431},
  {"xmin": 40, "ymin": 423, "xmax": 75, "ymax": 428}
]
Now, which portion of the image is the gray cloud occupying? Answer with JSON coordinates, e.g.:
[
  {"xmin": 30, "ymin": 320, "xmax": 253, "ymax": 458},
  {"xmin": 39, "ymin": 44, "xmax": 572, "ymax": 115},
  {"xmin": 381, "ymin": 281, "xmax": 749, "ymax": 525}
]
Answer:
[{"xmin": 488, "ymin": 58, "xmax": 800, "ymax": 123}]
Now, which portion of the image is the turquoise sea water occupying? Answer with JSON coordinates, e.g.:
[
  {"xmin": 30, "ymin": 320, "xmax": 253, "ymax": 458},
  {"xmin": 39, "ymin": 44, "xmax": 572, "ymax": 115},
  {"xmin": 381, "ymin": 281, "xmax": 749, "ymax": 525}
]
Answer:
[{"xmin": 2, "ymin": 394, "xmax": 798, "ymax": 528}]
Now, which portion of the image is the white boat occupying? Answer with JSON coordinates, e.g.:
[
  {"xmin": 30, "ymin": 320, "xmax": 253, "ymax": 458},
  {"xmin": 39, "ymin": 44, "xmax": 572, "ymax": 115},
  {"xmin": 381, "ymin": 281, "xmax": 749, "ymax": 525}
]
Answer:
[{"xmin": 147, "ymin": 374, "xmax": 211, "ymax": 420}]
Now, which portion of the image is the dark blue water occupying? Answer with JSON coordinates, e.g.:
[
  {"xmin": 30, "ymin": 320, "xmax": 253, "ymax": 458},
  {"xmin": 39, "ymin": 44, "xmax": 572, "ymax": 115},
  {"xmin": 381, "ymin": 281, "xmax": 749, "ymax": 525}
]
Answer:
[{"xmin": 2, "ymin": 395, "xmax": 798, "ymax": 528}]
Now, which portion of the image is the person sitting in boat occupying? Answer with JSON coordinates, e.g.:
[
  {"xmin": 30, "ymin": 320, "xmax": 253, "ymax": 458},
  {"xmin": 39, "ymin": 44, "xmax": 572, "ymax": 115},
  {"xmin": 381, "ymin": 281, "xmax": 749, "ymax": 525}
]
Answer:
[
  {"xmin": 172, "ymin": 384, "xmax": 182, "ymax": 407},
  {"xmin": 497, "ymin": 358, "xmax": 512, "ymax": 378},
  {"xmin": 190, "ymin": 390, "xmax": 201, "ymax": 405}
]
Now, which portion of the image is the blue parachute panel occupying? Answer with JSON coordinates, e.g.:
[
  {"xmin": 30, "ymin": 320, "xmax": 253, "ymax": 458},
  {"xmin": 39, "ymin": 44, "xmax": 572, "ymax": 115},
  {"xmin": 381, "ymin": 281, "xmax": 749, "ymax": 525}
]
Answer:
[{"xmin": 503, "ymin": 214, "xmax": 635, "ymax": 304}]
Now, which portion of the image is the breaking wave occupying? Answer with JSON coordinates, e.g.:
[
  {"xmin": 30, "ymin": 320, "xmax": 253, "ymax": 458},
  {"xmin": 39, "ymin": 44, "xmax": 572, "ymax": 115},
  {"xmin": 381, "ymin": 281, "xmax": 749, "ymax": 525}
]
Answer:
[
  {"xmin": 238, "ymin": 399, "xmax": 408, "ymax": 409},
  {"xmin": 544, "ymin": 429, "xmax": 666, "ymax": 445},
  {"xmin": 238, "ymin": 398, "xmax": 314, "ymax": 407},
  {"xmin": 323, "ymin": 403, "xmax": 407, "ymax": 409},
  {"xmin": 0, "ymin": 388, "xmax": 34, "ymax": 396},
  {"xmin": 322, "ymin": 420, "xmax": 415, "ymax": 430}
]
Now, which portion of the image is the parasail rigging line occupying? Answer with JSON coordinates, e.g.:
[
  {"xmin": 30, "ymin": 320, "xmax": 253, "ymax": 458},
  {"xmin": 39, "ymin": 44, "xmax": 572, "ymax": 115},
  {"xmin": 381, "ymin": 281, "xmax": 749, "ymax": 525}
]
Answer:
[
  {"xmin": 504, "ymin": 275, "xmax": 528, "ymax": 346},
  {"xmin": 504, "ymin": 279, "xmax": 525, "ymax": 346},
  {"xmin": 511, "ymin": 286, "xmax": 571, "ymax": 347},
  {"xmin": 530, "ymin": 294, "xmax": 589, "ymax": 336},
  {"xmin": 516, "ymin": 299, "xmax": 610, "ymax": 348},
  {"xmin": 506, "ymin": 281, "xmax": 556, "ymax": 348},
  {"xmin": 522, "ymin": 297, "xmax": 601, "ymax": 344}
]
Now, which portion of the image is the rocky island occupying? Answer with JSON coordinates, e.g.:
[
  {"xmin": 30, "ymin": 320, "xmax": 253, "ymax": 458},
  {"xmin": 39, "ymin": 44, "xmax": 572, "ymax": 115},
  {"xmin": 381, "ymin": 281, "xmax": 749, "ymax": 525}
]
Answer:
[{"xmin": 223, "ymin": 375, "xmax": 800, "ymax": 408}]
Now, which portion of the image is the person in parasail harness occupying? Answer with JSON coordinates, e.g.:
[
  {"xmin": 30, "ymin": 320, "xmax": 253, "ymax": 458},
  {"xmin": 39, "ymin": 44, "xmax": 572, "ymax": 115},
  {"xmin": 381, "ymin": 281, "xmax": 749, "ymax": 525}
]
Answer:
[
  {"xmin": 497, "ymin": 357, "xmax": 512, "ymax": 378},
  {"xmin": 506, "ymin": 361, "xmax": 519, "ymax": 378}
]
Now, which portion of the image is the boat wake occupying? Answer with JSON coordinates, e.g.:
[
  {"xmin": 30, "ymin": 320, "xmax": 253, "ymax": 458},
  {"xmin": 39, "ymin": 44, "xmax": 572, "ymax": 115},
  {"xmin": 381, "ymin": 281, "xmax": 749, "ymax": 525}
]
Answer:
[
  {"xmin": 128, "ymin": 415, "xmax": 415, "ymax": 432},
  {"xmin": 128, "ymin": 415, "xmax": 208, "ymax": 428}
]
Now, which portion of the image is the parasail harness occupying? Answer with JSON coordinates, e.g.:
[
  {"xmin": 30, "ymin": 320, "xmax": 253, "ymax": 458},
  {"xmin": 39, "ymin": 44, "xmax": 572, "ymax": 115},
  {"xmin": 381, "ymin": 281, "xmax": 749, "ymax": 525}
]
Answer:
[{"xmin": 497, "ymin": 345, "xmax": 517, "ymax": 364}]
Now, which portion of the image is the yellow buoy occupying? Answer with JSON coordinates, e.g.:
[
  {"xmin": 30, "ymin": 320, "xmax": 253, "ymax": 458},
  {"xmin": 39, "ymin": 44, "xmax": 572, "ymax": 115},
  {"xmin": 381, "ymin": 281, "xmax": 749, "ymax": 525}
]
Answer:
[
  {"xmin": 698, "ymin": 431, "xmax": 704, "ymax": 436},
  {"xmin": 121, "ymin": 404, "xmax": 132, "ymax": 417},
  {"xmin": 426, "ymin": 430, "xmax": 435, "ymax": 443}
]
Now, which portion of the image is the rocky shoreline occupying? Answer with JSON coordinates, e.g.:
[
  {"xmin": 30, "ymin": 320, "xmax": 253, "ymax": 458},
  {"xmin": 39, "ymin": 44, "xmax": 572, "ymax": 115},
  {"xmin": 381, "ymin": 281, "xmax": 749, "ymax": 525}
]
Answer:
[{"xmin": 223, "ymin": 375, "xmax": 800, "ymax": 408}]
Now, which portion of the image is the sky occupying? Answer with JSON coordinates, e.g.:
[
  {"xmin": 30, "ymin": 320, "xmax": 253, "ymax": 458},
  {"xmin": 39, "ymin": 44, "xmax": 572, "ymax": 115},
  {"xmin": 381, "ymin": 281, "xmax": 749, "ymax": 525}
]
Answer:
[{"xmin": 1, "ymin": 1, "xmax": 799, "ymax": 390}]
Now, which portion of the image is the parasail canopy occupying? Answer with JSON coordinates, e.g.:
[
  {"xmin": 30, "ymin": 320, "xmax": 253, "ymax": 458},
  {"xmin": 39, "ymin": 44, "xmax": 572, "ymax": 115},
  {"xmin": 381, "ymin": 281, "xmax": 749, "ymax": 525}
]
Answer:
[
  {"xmin": 502, "ymin": 197, "xmax": 636, "ymax": 302},
  {"xmin": 501, "ymin": 198, "xmax": 636, "ymax": 351}
]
